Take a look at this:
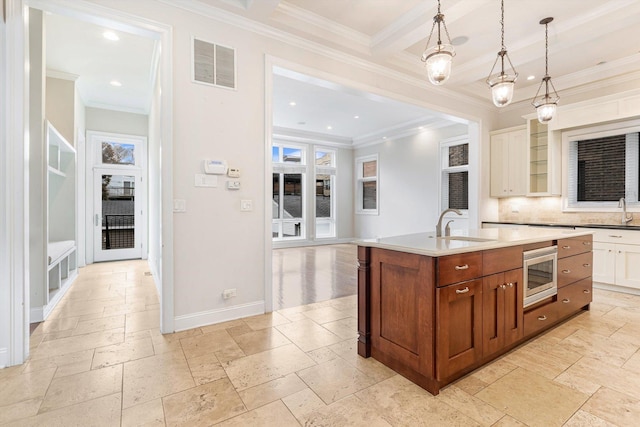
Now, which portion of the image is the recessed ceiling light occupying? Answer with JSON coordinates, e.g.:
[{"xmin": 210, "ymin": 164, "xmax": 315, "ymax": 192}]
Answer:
[
  {"xmin": 289, "ymin": 101, "xmax": 296, "ymax": 106},
  {"xmin": 354, "ymin": 115, "xmax": 359, "ymax": 119},
  {"xmin": 382, "ymin": 136, "xmax": 387, "ymax": 140},
  {"xmin": 110, "ymin": 80, "xmax": 122, "ymax": 87},
  {"xmin": 418, "ymin": 126, "xmax": 424, "ymax": 130},
  {"xmin": 103, "ymin": 31, "xmax": 119, "ymax": 41},
  {"xmin": 527, "ymin": 75, "xmax": 535, "ymax": 81},
  {"xmin": 327, "ymin": 126, "xmax": 333, "ymax": 130}
]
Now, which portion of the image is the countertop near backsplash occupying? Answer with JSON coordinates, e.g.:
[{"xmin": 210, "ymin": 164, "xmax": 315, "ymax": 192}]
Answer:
[{"xmin": 498, "ymin": 197, "xmax": 640, "ymax": 228}]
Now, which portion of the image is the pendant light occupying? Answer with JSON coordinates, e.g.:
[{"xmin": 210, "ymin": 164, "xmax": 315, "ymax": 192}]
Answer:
[
  {"xmin": 421, "ymin": 0, "xmax": 455, "ymax": 85},
  {"xmin": 532, "ymin": 17, "xmax": 560, "ymax": 123},
  {"xmin": 486, "ymin": 0, "xmax": 518, "ymax": 107}
]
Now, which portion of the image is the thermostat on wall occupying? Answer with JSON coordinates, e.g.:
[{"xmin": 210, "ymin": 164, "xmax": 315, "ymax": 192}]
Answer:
[{"xmin": 227, "ymin": 168, "xmax": 240, "ymax": 178}]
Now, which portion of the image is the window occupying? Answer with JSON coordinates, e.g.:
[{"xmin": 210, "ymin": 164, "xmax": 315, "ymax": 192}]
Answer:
[
  {"xmin": 567, "ymin": 126, "xmax": 639, "ymax": 208},
  {"xmin": 356, "ymin": 155, "xmax": 378, "ymax": 214},
  {"xmin": 441, "ymin": 139, "xmax": 469, "ymax": 210},
  {"xmin": 97, "ymin": 135, "xmax": 143, "ymax": 168},
  {"xmin": 315, "ymin": 149, "xmax": 336, "ymax": 238},
  {"xmin": 272, "ymin": 143, "xmax": 306, "ymax": 240}
]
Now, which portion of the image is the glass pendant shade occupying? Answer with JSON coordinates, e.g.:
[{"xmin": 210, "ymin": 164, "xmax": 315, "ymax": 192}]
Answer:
[
  {"xmin": 424, "ymin": 46, "xmax": 454, "ymax": 85},
  {"xmin": 535, "ymin": 99, "xmax": 557, "ymax": 123},
  {"xmin": 489, "ymin": 75, "xmax": 516, "ymax": 107}
]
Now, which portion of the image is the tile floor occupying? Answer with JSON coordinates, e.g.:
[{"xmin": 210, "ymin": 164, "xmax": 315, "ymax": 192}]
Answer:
[{"xmin": 1, "ymin": 251, "xmax": 640, "ymax": 426}]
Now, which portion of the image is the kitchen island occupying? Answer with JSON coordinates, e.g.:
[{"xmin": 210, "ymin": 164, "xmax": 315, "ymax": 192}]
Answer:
[{"xmin": 356, "ymin": 228, "xmax": 593, "ymax": 395}]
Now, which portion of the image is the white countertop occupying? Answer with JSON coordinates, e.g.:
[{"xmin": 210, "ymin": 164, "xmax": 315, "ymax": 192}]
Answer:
[{"xmin": 354, "ymin": 227, "xmax": 593, "ymax": 257}]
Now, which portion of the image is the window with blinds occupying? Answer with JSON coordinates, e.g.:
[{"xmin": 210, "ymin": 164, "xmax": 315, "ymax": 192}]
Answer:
[
  {"xmin": 567, "ymin": 129, "xmax": 639, "ymax": 207},
  {"xmin": 441, "ymin": 139, "xmax": 469, "ymax": 211}
]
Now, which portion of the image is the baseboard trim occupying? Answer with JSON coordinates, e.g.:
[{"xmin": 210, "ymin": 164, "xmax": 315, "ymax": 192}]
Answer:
[
  {"xmin": 30, "ymin": 307, "xmax": 44, "ymax": 324},
  {"xmin": 273, "ymin": 237, "xmax": 355, "ymax": 249},
  {"xmin": 173, "ymin": 300, "xmax": 265, "ymax": 332},
  {"xmin": 0, "ymin": 347, "xmax": 8, "ymax": 368},
  {"xmin": 593, "ymin": 282, "xmax": 640, "ymax": 296}
]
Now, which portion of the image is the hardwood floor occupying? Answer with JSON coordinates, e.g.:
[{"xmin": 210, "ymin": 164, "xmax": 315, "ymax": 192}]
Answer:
[{"xmin": 272, "ymin": 244, "xmax": 357, "ymax": 310}]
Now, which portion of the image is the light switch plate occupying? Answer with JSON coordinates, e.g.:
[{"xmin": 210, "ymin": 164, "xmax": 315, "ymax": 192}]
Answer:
[
  {"xmin": 195, "ymin": 174, "xmax": 218, "ymax": 187},
  {"xmin": 240, "ymin": 200, "xmax": 253, "ymax": 211},
  {"xmin": 227, "ymin": 181, "xmax": 241, "ymax": 190},
  {"xmin": 173, "ymin": 199, "xmax": 186, "ymax": 212}
]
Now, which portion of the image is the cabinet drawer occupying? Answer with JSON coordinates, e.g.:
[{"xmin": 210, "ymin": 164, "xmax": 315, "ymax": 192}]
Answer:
[
  {"xmin": 524, "ymin": 302, "xmax": 558, "ymax": 337},
  {"xmin": 557, "ymin": 235, "xmax": 593, "ymax": 258},
  {"xmin": 558, "ymin": 251, "xmax": 593, "ymax": 288},
  {"xmin": 438, "ymin": 252, "xmax": 483, "ymax": 287},
  {"xmin": 589, "ymin": 228, "xmax": 640, "ymax": 245},
  {"xmin": 483, "ymin": 246, "xmax": 523, "ymax": 276},
  {"xmin": 557, "ymin": 278, "xmax": 592, "ymax": 318}
]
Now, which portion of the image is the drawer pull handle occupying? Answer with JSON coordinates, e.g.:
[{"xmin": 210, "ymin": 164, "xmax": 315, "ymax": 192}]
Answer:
[
  {"xmin": 562, "ymin": 298, "xmax": 570, "ymax": 304},
  {"xmin": 562, "ymin": 269, "xmax": 571, "ymax": 274},
  {"xmin": 583, "ymin": 241, "xmax": 591, "ymax": 246},
  {"xmin": 456, "ymin": 287, "xmax": 470, "ymax": 294},
  {"xmin": 609, "ymin": 235, "xmax": 623, "ymax": 238},
  {"xmin": 583, "ymin": 263, "xmax": 590, "ymax": 267},
  {"xmin": 583, "ymin": 289, "xmax": 591, "ymax": 294},
  {"xmin": 562, "ymin": 245, "xmax": 571, "ymax": 249},
  {"xmin": 538, "ymin": 315, "xmax": 547, "ymax": 321},
  {"xmin": 454, "ymin": 264, "xmax": 469, "ymax": 271}
]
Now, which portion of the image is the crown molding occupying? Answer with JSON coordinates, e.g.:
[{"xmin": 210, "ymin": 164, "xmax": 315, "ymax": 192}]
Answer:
[
  {"xmin": 46, "ymin": 69, "xmax": 79, "ymax": 81},
  {"xmin": 276, "ymin": 1, "xmax": 370, "ymax": 49},
  {"xmin": 352, "ymin": 117, "xmax": 457, "ymax": 148},
  {"xmin": 272, "ymin": 127, "xmax": 352, "ymax": 147},
  {"xmin": 84, "ymin": 100, "xmax": 148, "ymax": 115},
  {"xmin": 158, "ymin": 0, "xmax": 489, "ymax": 111}
]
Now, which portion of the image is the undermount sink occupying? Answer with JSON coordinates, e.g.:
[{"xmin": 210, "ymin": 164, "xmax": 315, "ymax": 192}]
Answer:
[{"xmin": 437, "ymin": 236, "xmax": 496, "ymax": 242}]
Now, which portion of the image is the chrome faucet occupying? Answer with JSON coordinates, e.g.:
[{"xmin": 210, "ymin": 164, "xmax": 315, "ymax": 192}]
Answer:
[
  {"xmin": 619, "ymin": 198, "xmax": 633, "ymax": 225},
  {"xmin": 436, "ymin": 209, "xmax": 462, "ymax": 237}
]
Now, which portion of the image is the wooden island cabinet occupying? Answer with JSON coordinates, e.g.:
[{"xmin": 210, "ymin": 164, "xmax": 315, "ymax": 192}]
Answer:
[{"xmin": 357, "ymin": 230, "xmax": 593, "ymax": 395}]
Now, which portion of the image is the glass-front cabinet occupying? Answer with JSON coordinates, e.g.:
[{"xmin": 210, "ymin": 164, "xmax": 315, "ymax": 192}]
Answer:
[{"xmin": 526, "ymin": 117, "xmax": 561, "ymax": 196}]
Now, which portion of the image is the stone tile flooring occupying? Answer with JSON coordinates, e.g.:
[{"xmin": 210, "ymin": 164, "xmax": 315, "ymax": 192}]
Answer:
[{"xmin": 1, "ymin": 257, "xmax": 640, "ymax": 426}]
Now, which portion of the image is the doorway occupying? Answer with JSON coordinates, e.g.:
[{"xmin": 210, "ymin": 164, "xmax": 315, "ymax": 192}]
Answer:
[{"xmin": 88, "ymin": 132, "xmax": 147, "ymax": 263}]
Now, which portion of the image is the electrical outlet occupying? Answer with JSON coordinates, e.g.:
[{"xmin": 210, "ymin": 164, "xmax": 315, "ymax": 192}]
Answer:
[{"xmin": 222, "ymin": 288, "xmax": 236, "ymax": 299}]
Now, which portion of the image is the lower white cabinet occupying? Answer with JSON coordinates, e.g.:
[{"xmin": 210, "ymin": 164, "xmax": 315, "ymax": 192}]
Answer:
[{"xmin": 589, "ymin": 229, "xmax": 640, "ymax": 291}]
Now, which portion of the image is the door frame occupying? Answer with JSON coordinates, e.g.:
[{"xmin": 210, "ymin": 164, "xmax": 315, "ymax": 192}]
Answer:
[
  {"xmin": 86, "ymin": 131, "xmax": 148, "ymax": 264},
  {"xmin": 2, "ymin": 0, "xmax": 175, "ymax": 367}
]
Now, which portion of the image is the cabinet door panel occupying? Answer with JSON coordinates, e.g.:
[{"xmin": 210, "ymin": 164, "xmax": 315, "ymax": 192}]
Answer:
[
  {"xmin": 616, "ymin": 244, "xmax": 640, "ymax": 289},
  {"xmin": 437, "ymin": 279, "xmax": 482, "ymax": 380},
  {"xmin": 592, "ymin": 242, "xmax": 615, "ymax": 284},
  {"xmin": 503, "ymin": 269, "xmax": 524, "ymax": 347},
  {"xmin": 482, "ymin": 273, "xmax": 504, "ymax": 357},
  {"xmin": 508, "ymin": 129, "xmax": 527, "ymax": 196},
  {"xmin": 490, "ymin": 135, "xmax": 508, "ymax": 197}
]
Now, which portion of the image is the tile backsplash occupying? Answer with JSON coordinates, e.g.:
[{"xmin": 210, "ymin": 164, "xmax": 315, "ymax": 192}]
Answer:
[{"xmin": 498, "ymin": 197, "xmax": 640, "ymax": 226}]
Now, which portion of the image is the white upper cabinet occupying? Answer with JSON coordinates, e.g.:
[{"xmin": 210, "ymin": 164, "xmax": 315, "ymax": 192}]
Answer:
[{"xmin": 490, "ymin": 126, "xmax": 527, "ymax": 198}]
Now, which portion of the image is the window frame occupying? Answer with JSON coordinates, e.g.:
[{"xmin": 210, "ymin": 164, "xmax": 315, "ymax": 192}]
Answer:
[
  {"xmin": 355, "ymin": 154, "xmax": 379, "ymax": 215},
  {"xmin": 314, "ymin": 148, "xmax": 337, "ymax": 239},
  {"xmin": 440, "ymin": 137, "xmax": 469, "ymax": 216},
  {"xmin": 563, "ymin": 121, "xmax": 640, "ymax": 211},
  {"xmin": 272, "ymin": 142, "xmax": 307, "ymax": 241}
]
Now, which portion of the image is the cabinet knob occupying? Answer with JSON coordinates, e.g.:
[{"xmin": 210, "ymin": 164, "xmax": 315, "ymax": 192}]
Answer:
[
  {"xmin": 507, "ymin": 282, "xmax": 514, "ymax": 288},
  {"xmin": 583, "ymin": 263, "xmax": 590, "ymax": 267},
  {"xmin": 562, "ymin": 298, "xmax": 570, "ymax": 304},
  {"xmin": 500, "ymin": 284, "xmax": 506, "ymax": 290},
  {"xmin": 562, "ymin": 269, "xmax": 571, "ymax": 274},
  {"xmin": 538, "ymin": 315, "xmax": 547, "ymax": 321},
  {"xmin": 454, "ymin": 264, "xmax": 469, "ymax": 271},
  {"xmin": 583, "ymin": 289, "xmax": 591, "ymax": 294},
  {"xmin": 455, "ymin": 287, "xmax": 470, "ymax": 294}
]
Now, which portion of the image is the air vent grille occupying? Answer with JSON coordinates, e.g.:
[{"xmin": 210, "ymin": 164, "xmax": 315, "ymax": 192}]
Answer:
[{"xmin": 193, "ymin": 38, "xmax": 236, "ymax": 89}]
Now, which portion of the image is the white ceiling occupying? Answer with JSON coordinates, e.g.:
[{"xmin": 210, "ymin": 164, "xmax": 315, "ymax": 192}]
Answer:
[{"xmin": 42, "ymin": 0, "xmax": 640, "ymax": 140}]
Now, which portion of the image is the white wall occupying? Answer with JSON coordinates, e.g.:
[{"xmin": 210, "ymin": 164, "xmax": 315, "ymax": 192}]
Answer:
[
  {"xmin": 45, "ymin": 77, "xmax": 75, "ymax": 144},
  {"xmin": 148, "ymin": 60, "xmax": 162, "ymax": 290},
  {"xmin": 85, "ymin": 107, "xmax": 148, "ymax": 136},
  {"xmin": 75, "ymin": 82, "xmax": 86, "ymax": 266},
  {"xmin": 0, "ymin": 0, "xmax": 10, "ymax": 367},
  {"xmin": 354, "ymin": 125, "xmax": 468, "ymax": 239},
  {"xmin": 45, "ymin": 0, "xmax": 498, "ymax": 331}
]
